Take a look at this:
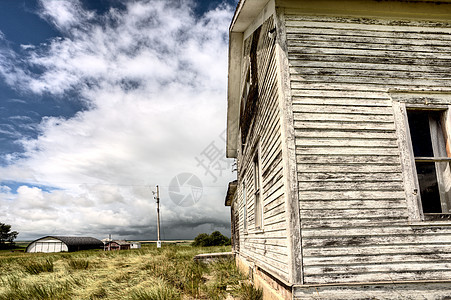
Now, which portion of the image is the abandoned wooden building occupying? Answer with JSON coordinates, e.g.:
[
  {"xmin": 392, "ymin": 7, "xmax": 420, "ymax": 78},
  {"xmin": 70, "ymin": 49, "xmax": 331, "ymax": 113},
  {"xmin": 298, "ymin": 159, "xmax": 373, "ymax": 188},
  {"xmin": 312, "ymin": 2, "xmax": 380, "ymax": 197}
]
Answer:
[
  {"xmin": 26, "ymin": 236, "xmax": 103, "ymax": 253},
  {"xmin": 225, "ymin": 0, "xmax": 451, "ymax": 298},
  {"xmin": 103, "ymin": 240, "xmax": 131, "ymax": 251}
]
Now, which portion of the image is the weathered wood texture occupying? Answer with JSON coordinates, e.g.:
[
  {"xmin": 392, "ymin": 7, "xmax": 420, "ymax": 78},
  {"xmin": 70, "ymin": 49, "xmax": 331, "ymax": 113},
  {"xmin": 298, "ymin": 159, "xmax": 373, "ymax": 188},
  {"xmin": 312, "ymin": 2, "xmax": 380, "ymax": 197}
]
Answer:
[
  {"xmin": 286, "ymin": 13, "xmax": 451, "ymax": 285},
  {"xmin": 293, "ymin": 282, "xmax": 451, "ymax": 300},
  {"xmin": 236, "ymin": 16, "xmax": 290, "ymax": 282}
]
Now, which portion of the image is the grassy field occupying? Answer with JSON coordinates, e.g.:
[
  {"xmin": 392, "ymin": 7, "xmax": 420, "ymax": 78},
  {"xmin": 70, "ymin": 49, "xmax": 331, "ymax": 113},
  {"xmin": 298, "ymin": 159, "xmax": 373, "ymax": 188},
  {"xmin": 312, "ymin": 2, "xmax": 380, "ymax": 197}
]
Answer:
[{"xmin": 0, "ymin": 244, "xmax": 262, "ymax": 300}]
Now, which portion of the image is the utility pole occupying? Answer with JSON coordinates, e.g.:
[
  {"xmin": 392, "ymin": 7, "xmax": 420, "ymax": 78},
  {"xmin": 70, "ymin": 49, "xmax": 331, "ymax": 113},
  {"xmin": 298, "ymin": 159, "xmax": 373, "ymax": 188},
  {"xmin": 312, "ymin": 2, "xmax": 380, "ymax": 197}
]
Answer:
[{"xmin": 155, "ymin": 185, "xmax": 161, "ymax": 248}]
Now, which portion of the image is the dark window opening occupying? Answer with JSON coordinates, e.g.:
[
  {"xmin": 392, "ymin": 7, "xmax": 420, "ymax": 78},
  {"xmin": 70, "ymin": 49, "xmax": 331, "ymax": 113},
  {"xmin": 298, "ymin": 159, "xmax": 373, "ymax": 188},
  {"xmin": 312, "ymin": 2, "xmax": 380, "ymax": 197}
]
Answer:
[
  {"xmin": 407, "ymin": 110, "xmax": 451, "ymax": 214},
  {"xmin": 254, "ymin": 151, "xmax": 262, "ymax": 229},
  {"xmin": 415, "ymin": 162, "xmax": 442, "ymax": 213}
]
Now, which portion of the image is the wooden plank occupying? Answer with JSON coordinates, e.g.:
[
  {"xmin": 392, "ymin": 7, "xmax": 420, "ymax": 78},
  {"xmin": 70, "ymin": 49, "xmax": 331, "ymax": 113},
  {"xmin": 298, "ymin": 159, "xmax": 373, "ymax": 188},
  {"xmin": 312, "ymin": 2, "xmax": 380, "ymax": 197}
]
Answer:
[
  {"xmin": 295, "ymin": 138, "xmax": 398, "ymax": 148},
  {"xmin": 285, "ymin": 27, "xmax": 451, "ymax": 43},
  {"xmin": 293, "ymin": 97, "xmax": 391, "ymax": 107},
  {"xmin": 291, "ymin": 89, "xmax": 389, "ymax": 98},
  {"xmin": 290, "ymin": 66, "xmax": 451, "ymax": 79},
  {"xmin": 244, "ymin": 247, "xmax": 289, "ymax": 265},
  {"xmin": 297, "ymin": 172, "xmax": 403, "ymax": 182},
  {"xmin": 288, "ymin": 46, "xmax": 451, "ymax": 60},
  {"xmin": 288, "ymin": 39, "xmax": 451, "ymax": 54},
  {"xmin": 265, "ymin": 214, "xmax": 288, "ymax": 229},
  {"xmin": 264, "ymin": 201, "xmax": 285, "ymax": 220},
  {"xmin": 302, "ymin": 225, "xmax": 430, "ymax": 238},
  {"xmin": 274, "ymin": 7, "xmax": 305, "ymax": 285},
  {"xmin": 263, "ymin": 172, "xmax": 284, "ymax": 200},
  {"xmin": 290, "ymin": 74, "xmax": 451, "ymax": 87},
  {"xmin": 291, "ymin": 60, "xmax": 451, "ymax": 73},
  {"xmin": 262, "ymin": 219, "xmax": 288, "ymax": 232},
  {"xmin": 294, "ymin": 282, "xmax": 451, "ymax": 299},
  {"xmin": 240, "ymin": 249, "xmax": 289, "ymax": 275},
  {"xmin": 304, "ymin": 262, "xmax": 451, "ymax": 276},
  {"xmin": 288, "ymin": 54, "xmax": 451, "ymax": 68},
  {"xmin": 244, "ymin": 228, "xmax": 288, "ymax": 238},
  {"xmin": 304, "ymin": 252, "xmax": 451, "ymax": 266},
  {"xmin": 303, "ymin": 244, "xmax": 451, "ymax": 257},
  {"xmin": 302, "ymin": 234, "xmax": 451, "ymax": 248},
  {"xmin": 296, "ymin": 154, "xmax": 400, "ymax": 164},
  {"xmin": 295, "ymin": 147, "xmax": 399, "ymax": 155},
  {"xmin": 285, "ymin": 19, "xmax": 451, "ymax": 34},
  {"xmin": 250, "ymin": 243, "xmax": 289, "ymax": 257},
  {"xmin": 298, "ymin": 200, "xmax": 406, "ymax": 210},
  {"xmin": 294, "ymin": 120, "xmax": 397, "ymax": 131},
  {"xmin": 303, "ymin": 271, "xmax": 451, "ymax": 285},
  {"xmin": 301, "ymin": 218, "xmax": 409, "ymax": 229},
  {"xmin": 297, "ymin": 164, "xmax": 401, "ymax": 173},
  {"xmin": 293, "ymin": 104, "xmax": 394, "ymax": 115},
  {"xmin": 390, "ymin": 93, "xmax": 451, "ymax": 102},
  {"xmin": 298, "ymin": 190, "xmax": 405, "ymax": 201},
  {"xmin": 244, "ymin": 237, "xmax": 288, "ymax": 247},
  {"xmin": 298, "ymin": 180, "xmax": 403, "ymax": 191},
  {"xmin": 285, "ymin": 14, "xmax": 451, "ymax": 29},
  {"xmin": 263, "ymin": 180, "xmax": 284, "ymax": 206},
  {"xmin": 300, "ymin": 208, "xmax": 407, "ymax": 219},
  {"xmin": 293, "ymin": 112, "xmax": 395, "ymax": 123},
  {"xmin": 243, "ymin": 243, "xmax": 289, "ymax": 263},
  {"xmin": 303, "ymin": 225, "xmax": 451, "ymax": 238}
]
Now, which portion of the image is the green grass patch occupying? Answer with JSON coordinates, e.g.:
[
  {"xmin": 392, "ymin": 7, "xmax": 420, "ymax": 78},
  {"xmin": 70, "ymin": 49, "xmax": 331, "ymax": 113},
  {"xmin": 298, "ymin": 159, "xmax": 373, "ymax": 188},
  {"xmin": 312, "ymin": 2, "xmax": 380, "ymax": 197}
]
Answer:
[
  {"xmin": 67, "ymin": 258, "xmax": 90, "ymax": 270},
  {"xmin": 130, "ymin": 279, "xmax": 181, "ymax": 300},
  {"xmin": 233, "ymin": 282, "xmax": 263, "ymax": 300},
  {"xmin": 0, "ymin": 244, "xmax": 253, "ymax": 299},
  {"xmin": 22, "ymin": 258, "xmax": 54, "ymax": 274}
]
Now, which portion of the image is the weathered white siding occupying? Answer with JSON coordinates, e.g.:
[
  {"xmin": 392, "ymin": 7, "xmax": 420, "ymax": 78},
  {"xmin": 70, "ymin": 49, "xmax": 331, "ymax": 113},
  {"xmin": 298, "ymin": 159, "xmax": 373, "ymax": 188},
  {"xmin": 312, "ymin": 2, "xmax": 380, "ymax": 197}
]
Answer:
[
  {"xmin": 286, "ymin": 13, "xmax": 451, "ymax": 285},
  {"xmin": 294, "ymin": 282, "xmax": 451, "ymax": 300},
  {"xmin": 236, "ymin": 15, "xmax": 291, "ymax": 282}
]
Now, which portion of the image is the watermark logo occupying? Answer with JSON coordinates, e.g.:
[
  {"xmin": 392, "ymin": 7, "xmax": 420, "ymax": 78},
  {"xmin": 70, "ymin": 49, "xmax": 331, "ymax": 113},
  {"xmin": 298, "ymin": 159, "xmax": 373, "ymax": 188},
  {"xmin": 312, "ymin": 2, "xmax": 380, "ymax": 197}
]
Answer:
[
  {"xmin": 168, "ymin": 173, "xmax": 203, "ymax": 207},
  {"xmin": 194, "ymin": 130, "xmax": 234, "ymax": 182}
]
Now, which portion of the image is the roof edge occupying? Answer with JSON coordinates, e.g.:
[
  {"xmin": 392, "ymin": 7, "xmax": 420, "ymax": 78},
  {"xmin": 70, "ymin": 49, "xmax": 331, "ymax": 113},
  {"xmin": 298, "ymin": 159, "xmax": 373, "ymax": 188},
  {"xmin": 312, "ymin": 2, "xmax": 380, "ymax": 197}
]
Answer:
[
  {"xmin": 230, "ymin": 0, "xmax": 272, "ymax": 33},
  {"xmin": 225, "ymin": 180, "xmax": 238, "ymax": 206},
  {"xmin": 226, "ymin": 31, "xmax": 243, "ymax": 158}
]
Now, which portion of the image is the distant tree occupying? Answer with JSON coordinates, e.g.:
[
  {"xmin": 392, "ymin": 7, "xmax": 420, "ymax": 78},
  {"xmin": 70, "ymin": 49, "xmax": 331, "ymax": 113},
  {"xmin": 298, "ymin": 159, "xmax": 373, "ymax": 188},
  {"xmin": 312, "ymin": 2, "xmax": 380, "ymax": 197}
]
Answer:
[
  {"xmin": 0, "ymin": 223, "xmax": 18, "ymax": 249},
  {"xmin": 209, "ymin": 231, "xmax": 230, "ymax": 246},
  {"xmin": 192, "ymin": 233, "xmax": 210, "ymax": 247},
  {"xmin": 192, "ymin": 231, "xmax": 231, "ymax": 247}
]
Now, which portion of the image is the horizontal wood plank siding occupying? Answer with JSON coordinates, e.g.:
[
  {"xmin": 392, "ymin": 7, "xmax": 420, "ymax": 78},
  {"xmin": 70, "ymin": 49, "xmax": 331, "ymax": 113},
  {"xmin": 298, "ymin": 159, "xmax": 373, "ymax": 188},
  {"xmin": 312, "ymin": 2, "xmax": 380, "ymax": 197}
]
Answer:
[
  {"xmin": 286, "ymin": 13, "xmax": 451, "ymax": 285},
  {"xmin": 236, "ymin": 15, "xmax": 290, "ymax": 282}
]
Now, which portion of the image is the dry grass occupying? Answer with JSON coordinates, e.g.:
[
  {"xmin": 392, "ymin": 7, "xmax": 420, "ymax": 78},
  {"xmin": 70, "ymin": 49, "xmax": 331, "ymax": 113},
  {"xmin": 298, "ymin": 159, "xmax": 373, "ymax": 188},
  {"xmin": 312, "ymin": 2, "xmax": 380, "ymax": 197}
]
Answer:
[{"xmin": 0, "ymin": 244, "xmax": 261, "ymax": 300}]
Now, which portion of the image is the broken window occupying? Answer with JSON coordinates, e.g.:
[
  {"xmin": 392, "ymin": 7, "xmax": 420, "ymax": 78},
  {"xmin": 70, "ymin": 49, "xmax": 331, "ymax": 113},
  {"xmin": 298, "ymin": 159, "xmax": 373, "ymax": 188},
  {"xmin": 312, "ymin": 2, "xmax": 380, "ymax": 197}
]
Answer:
[
  {"xmin": 240, "ymin": 26, "xmax": 261, "ymax": 147},
  {"xmin": 407, "ymin": 110, "xmax": 451, "ymax": 215}
]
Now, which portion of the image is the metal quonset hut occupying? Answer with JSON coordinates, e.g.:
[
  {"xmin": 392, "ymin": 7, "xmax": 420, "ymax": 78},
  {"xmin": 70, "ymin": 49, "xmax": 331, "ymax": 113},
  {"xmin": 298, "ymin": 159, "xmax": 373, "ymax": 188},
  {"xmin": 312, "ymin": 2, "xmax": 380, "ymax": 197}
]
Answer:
[{"xmin": 26, "ymin": 236, "xmax": 104, "ymax": 253}]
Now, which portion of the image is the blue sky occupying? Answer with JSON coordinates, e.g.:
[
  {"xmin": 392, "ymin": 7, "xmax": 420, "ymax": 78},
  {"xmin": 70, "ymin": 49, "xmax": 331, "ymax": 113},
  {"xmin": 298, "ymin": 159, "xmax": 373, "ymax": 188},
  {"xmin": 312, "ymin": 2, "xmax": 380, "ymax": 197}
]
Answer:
[{"xmin": 0, "ymin": 0, "xmax": 238, "ymax": 240}]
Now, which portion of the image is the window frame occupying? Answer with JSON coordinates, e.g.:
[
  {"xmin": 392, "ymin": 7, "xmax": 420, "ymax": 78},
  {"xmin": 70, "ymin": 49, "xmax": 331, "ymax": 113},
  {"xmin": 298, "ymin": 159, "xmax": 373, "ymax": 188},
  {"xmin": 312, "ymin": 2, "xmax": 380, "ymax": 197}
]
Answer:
[
  {"xmin": 242, "ymin": 179, "xmax": 248, "ymax": 233},
  {"xmin": 253, "ymin": 144, "xmax": 264, "ymax": 230},
  {"xmin": 408, "ymin": 109, "xmax": 451, "ymax": 214},
  {"xmin": 394, "ymin": 98, "xmax": 451, "ymax": 222}
]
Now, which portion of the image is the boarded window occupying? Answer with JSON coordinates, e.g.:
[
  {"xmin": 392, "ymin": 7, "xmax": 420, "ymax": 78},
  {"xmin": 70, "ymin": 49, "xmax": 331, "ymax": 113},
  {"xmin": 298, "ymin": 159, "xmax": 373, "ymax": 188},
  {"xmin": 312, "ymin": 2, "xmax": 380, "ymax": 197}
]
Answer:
[{"xmin": 407, "ymin": 110, "xmax": 451, "ymax": 215}]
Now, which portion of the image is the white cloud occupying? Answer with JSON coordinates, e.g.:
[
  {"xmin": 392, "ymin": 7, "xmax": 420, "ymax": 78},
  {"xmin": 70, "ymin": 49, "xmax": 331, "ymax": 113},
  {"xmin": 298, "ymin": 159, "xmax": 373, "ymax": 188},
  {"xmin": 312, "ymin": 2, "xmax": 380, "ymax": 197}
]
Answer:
[
  {"xmin": 38, "ymin": 0, "xmax": 95, "ymax": 32},
  {"xmin": 20, "ymin": 44, "xmax": 35, "ymax": 50},
  {"xmin": 0, "ymin": 185, "xmax": 11, "ymax": 193},
  {"xmin": 0, "ymin": 0, "xmax": 235, "ymax": 240}
]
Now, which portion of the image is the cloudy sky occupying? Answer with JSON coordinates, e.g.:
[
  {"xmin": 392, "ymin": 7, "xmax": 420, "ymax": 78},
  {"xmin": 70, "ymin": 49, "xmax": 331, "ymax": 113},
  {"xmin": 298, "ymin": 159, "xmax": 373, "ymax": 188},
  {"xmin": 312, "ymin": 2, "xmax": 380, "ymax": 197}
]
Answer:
[{"xmin": 0, "ymin": 0, "xmax": 238, "ymax": 241}]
